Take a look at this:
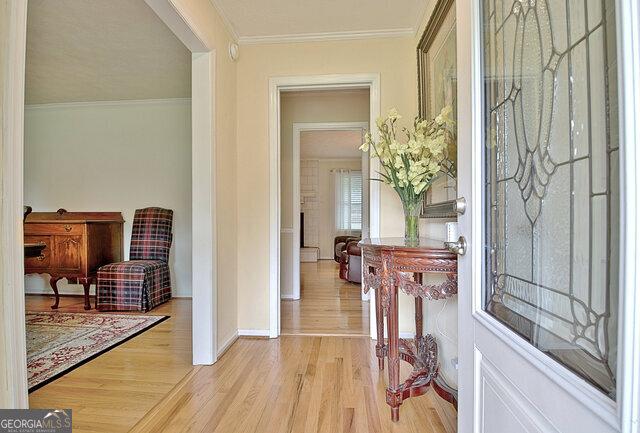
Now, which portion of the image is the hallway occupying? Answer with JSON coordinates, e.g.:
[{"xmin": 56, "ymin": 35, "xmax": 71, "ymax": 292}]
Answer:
[{"xmin": 281, "ymin": 260, "xmax": 369, "ymax": 336}]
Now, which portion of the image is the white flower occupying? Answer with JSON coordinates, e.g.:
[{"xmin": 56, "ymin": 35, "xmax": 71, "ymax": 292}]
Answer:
[
  {"xmin": 359, "ymin": 132, "xmax": 372, "ymax": 152},
  {"xmin": 413, "ymin": 181, "xmax": 428, "ymax": 195},
  {"xmin": 359, "ymin": 107, "xmax": 456, "ymax": 201},
  {"xmin": 387, "ymin": 108, "xmax": 401, "ymax": 122}
]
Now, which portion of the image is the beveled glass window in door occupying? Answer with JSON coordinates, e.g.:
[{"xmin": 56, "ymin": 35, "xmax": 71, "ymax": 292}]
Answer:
[{"xmin": 481, "ymin": 0, "xmax": 619, "ymax": 398}]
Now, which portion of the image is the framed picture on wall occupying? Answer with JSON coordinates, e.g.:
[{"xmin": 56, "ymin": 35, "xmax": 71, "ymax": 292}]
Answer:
[{"xmin": 417, "ymin": 0, "xmax": 458, "ymax": 218}]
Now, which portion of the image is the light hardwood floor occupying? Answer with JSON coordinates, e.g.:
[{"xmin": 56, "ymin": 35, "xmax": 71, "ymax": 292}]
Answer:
[
  {"xmin": 281, "ymin": 260, "xmax": 369, "ymax": 335},
  {"xmin": 131, "ymin": 335, "xmax": 455, "ymax": 433},
  {"xmin": 27, "ymin": 295, "xmax": 456, "ymax": 433},
  {"xmin": 27, "ymin": 296, "xmax": 193, "ymax": 433}
]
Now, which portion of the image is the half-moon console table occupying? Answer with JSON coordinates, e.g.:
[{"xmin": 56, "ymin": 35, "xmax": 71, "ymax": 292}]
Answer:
[{"xmin": 360, "ymin": 237, "xmax": 458, "ymax": 422}]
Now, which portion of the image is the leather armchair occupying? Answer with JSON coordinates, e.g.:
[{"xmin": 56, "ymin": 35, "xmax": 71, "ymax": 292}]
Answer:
[
  {"xmin": 334, "ymin": 235, "xmax": 360, "ymax": 262},
  {"xmin": 339, "ymin": 240, "xmax": 362, "ymax": 283}
]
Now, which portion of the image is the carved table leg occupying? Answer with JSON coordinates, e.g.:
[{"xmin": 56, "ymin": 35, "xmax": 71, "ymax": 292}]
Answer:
[
  {"xmin": 414, "ymin": 273, "xmax": 423, "ymax": 339},
  {"xmin": 386, "ymin": 281, "xmax": 401, "ymax": 422},
  {"xmin": 80, "ymin": 277, "xmax": 92, "ymax": 310},
  {"xmin": 49, "ymin": 276, "xmax": 61, "ymax": 309},
  {"xmin": 375, "ymin": 270, "xmax": 385, "ymax": 370}
]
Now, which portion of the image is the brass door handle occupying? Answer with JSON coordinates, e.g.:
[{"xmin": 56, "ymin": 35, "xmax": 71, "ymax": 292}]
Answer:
[{"xmin": 445, "ymin": 236, "xmax": 467, "ymax": 256}]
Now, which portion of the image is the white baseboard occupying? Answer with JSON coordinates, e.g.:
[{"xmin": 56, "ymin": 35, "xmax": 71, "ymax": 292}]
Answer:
[
  {"xmin": 217, "ymin": 331, "xmax": 239, "ymax": 358},
  {"xmin": 238, "ymin": 329, "xmax": 270, "ymax": 337}
]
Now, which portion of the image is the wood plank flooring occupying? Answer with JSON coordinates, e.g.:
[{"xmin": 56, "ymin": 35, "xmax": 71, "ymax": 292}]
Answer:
[
  {"xmin": 281, "ymin": 260, "xmax": 369, "ymax": 335},
  {"xmin": 27, "ymin": 296, "xmax": 193, "ymax": 433},
  {"xmin": 131, "ymin": 335, "xmax": 454, "ymax": 433},
  {"xmin": 26, "ymin": 295, "xmax": 456, "ymax": 433}
]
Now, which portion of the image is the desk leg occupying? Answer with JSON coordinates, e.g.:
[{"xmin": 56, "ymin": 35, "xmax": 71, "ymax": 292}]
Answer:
[
  {"xmin": 414, "ymin": 273, "xmax": 423, "ymax": 339},
  {"xmin": 386, "ymin": 283, "xmax": 400, "ymax": 422},
  {"xmin": 80, "ymin": 277, "xmax": 92, "ymax": 310},
  {"xmin": 49, "ymin": 277, "xmax": 61, "ymax": 309},
  {"xmin": 375, "ymin": 286, "xmax": 385, "ymax": 370}
]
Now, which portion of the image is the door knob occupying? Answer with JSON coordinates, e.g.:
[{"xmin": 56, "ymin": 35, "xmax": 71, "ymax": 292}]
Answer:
[
  {"xmin": 453, "ymin": 197, "xmax": 466, "ymax": 214},
  {"xmin": 445, "ymin": 236, "xmax": 467, "ymax": 256}
]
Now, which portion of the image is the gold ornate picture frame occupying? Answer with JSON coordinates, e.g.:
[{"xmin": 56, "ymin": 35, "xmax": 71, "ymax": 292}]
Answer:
[{"xmin": 418, "ymin": 0, "xmax": 458, "ymax": 218}]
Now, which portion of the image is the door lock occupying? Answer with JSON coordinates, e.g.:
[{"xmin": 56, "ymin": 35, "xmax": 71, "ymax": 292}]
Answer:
[{"xmin": 445, "ymin": 236, "xmax": 467, "ymax": 256}]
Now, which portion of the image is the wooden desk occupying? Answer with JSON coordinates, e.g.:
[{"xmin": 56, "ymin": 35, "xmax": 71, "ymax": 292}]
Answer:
[
  {"xmin": 360, "ymin": 237, "xmax": 458, "ymax": 422},
  {"xmin": 24, "ymin": 209, "xmax": 124, "ymax": 310}
]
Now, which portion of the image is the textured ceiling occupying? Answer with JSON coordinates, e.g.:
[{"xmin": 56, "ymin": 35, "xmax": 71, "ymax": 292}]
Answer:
[
  {"xmin": 214, "ymin": 0, "xmax": 428, "ymax": 42},
  {"xmin": 301, "ymin": 130, "xmax": 363, "ymax": 159},
  {"xmin": 26, "ymin": 0, "xmax": 191, "ymax": 104}
]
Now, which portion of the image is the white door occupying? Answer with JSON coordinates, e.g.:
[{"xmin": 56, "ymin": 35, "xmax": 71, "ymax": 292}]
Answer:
[{"xmin": 456, "ymin": 0, "xmax": 640, "ymax": 432}]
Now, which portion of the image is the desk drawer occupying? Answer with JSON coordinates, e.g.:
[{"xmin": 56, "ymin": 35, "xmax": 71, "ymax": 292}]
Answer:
[
  {"xmin": 25, "ymin": 223, "xmax": 84, "ymax": 235},
  {"xmin": 24, "ymin": 235, "xmax": 51, "ymax": 270}
]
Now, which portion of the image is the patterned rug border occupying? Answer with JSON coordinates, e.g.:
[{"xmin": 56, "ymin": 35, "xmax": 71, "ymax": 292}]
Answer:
[{"xmin": 28, "ymin": 313, "xmax": 169, "ymax": 393}]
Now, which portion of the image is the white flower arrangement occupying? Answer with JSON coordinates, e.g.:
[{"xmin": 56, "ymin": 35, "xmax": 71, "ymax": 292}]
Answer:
[{"xmin": 360, "ymin": 105, "xmax": 456, "ymax": 204}]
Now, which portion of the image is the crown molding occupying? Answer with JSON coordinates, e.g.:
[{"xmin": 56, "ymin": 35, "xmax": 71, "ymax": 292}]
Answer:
[
  {"xmin": 25, "ymin": 98, "xmax": 191, "ymax": 110},
  {"xmin": 237, "ymin": 28, "xmax": 414, "ymax": 45},
  {"xmin": 208, "ymin": 0, "xmax": 239, "ymax": 42},
  {"xmin": 207, "ymin": 0, "xmax": 429, "ymax": 45}
]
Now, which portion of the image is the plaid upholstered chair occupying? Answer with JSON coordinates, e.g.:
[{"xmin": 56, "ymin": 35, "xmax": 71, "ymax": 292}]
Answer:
[{"xmin": 96, "ymin": 207, "xmax": 173, "ymax": 312}]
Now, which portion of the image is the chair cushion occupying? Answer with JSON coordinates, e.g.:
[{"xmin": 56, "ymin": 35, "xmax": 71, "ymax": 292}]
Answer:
[
  {"xmin": 97, "ymin": 260, "xmax": 171, "ymax": 312},
  {"xmin": 99, "ymin": 260, "xmax": 166, "ymax": 275}
]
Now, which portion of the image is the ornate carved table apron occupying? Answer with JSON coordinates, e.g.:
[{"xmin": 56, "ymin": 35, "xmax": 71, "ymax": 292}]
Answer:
[{"xmin": 360, "ymin": 238, "xmax": 458, "ymax": 422}]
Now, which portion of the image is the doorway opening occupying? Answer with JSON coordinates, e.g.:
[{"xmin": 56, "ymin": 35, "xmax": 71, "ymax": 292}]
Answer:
[
  {"xmin": 269, "ymin": 76, "xmax": 381, "ymax": 338},
  {"xmin": 2, "ymin": 0, "xmax": 217, "ymax": 409},
  {"xmin": 282, "ymin": 114, "xmax": 370, "ymax": 335}
]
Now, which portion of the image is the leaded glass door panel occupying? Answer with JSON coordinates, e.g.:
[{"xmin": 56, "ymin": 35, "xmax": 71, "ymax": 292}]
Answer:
[
  {"xmin": 483, "ymin": 0, "xmax": 619, "ymax": 398},
  {"xmin": 454, "ymin": 0, "xmax": 640, "ymax": 431}
]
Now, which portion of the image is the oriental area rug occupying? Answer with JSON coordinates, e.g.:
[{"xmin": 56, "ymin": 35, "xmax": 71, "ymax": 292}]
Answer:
[{"xmin": 26, "ymin": 311, "xmax": 168, "ymax": 391}]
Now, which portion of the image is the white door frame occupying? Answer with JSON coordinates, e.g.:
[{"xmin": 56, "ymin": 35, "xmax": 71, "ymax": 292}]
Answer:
[
  {"xmin": 287, "ymin": 121, "xmax": 369, "ymax": 301},
  {"xmin": 0, "ymin": 1, "xmax": 220, "ymax": 407},
  {"xmin": 1, "ymin": 0, "xmax": 29, "ymax": 409},
  {"xmin": 269, "ymin": 73, "xmax": 381, "ymax": 338},
  {"xmin": 456, "ymin": 0, "xmax": 640, "ymax": 431}
]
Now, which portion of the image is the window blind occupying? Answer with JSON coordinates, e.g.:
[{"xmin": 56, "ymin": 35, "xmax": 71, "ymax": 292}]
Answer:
[{"xmin": 335, "ymin": 170, "xmax": 362, "ymax": 231}]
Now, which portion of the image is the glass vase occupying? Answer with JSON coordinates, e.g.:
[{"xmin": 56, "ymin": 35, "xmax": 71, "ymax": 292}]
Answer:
[{"xmin": 403, "ymin": 200, "xmax": 422, "ymax": 245}]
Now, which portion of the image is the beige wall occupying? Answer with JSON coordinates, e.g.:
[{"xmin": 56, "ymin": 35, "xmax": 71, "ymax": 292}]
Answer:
[
  {"xmin": 170, "ymin": 0, "xmax": 238, "ymax": 351},
  {"xmin": 23, "ymin": 99, "xmax": 192, "ymax": 297},
  {"xmin": 415, "ymin": 0, "xmax": 459, "ymax": 387},
  {"xmin": 237, "ymin": 37, "xmax": 417, "ymax": 331}
]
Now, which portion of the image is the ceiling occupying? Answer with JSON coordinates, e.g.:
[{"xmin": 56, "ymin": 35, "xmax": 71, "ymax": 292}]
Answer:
[
  {"xmin": 300, "ymin": 130, "xmax": 363, "ymax": 159},
  {"xmin": 26, "ymin": 0, "xmax": 191, "ymax": 104},
  {"xmin": 212, "ymin": 0, "xmax": 429, "ymax": 44}
]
